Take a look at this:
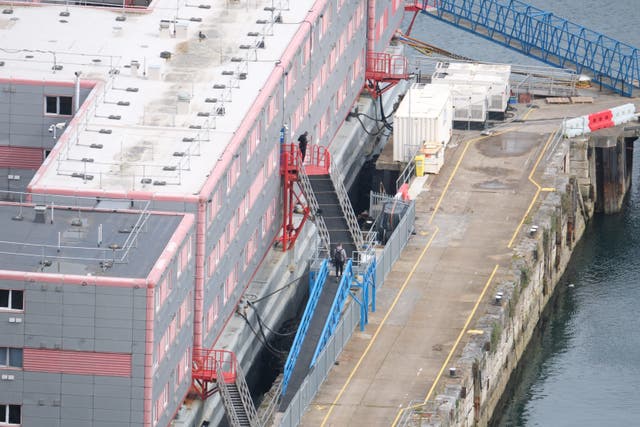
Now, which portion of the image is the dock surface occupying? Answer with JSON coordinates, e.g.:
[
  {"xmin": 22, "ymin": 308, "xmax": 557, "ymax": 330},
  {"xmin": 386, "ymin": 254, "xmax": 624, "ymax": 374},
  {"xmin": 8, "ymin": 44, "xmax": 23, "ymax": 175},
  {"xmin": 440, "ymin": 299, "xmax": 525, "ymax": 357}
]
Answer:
[{"xmin": 300, "ymin": 93, "xmax": 631, "ymax": 426}]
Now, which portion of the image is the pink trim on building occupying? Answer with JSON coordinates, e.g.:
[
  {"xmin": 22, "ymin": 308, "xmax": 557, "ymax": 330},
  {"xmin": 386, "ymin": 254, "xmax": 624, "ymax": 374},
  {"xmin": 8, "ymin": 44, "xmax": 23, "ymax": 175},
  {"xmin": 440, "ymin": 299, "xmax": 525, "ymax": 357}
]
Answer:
[
  {"xmin": 0, "ymin": 77, "xmax": 96, "ymax": 89},
  {"xmin": 0, "ymin": 270, "xmax": 146, "ymax": 288},
  {"xmin": 143, "ymin": 281, "xmax": 154, "ymax": 427},
  {"xmin": 23, "ymin": 348, "xmax": 132, "ymax": 377}
]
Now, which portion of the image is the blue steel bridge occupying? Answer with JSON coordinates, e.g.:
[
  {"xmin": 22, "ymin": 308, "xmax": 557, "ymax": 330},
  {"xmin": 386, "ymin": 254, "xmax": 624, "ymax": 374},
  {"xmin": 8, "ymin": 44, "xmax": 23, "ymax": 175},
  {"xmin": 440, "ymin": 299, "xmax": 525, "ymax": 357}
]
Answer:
[{"xmin": 407, "ymin": 0, "xmax": 640, "ymax": 96}]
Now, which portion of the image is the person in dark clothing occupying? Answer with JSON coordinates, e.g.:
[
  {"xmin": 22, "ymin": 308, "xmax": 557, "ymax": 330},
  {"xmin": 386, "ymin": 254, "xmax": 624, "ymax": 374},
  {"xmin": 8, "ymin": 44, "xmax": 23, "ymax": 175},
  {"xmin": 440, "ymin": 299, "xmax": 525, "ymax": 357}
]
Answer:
[
  {"xmin": 333, "ymin": 243, "xmax": 347, "ymax": 278},
  {"xmin": 297, "ymin": 131, "xmax": 309, "ymax": 162}
]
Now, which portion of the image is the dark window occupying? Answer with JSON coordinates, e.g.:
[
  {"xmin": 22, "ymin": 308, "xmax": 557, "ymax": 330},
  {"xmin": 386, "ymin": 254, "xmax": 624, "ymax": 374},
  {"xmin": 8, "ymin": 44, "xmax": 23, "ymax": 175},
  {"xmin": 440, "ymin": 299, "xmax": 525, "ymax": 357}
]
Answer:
[
  {"xmin": 0, "ymin": 404, "xmax": 21, "ymax": 424},
  {"xmin": 45, "ymin": 96, "xmax": 73, "ymax": 116},
  {"xmin": 59, "ymin": 96, "xmax": 72, "ymax": 115},
  {"xmin": 45, "ymin": 96, "xmax": 58, "ymax": 114},
  {"xmin": 0, "ymin": 348, "xmax": 22, "ymax": 368},
  {"xmin": 0, "ymin": 290, "xmax": 23, "ymax": 310}
]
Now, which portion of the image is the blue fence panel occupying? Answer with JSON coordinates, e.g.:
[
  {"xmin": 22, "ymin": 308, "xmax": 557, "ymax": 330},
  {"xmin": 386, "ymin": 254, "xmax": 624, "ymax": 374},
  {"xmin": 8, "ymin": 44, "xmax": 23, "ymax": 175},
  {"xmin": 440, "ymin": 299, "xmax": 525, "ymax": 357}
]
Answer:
[{"xmin": 281, "ymin": 258, "xmax": 329, "ymax": 396}]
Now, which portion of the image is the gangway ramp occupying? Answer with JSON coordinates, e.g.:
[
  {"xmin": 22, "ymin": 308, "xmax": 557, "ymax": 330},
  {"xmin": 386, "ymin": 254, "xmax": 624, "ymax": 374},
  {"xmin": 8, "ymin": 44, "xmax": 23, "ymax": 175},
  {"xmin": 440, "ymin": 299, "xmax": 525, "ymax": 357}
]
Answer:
[{"xmin": 411, "ymin": 0, "xmax": 640, "ymax": 96}]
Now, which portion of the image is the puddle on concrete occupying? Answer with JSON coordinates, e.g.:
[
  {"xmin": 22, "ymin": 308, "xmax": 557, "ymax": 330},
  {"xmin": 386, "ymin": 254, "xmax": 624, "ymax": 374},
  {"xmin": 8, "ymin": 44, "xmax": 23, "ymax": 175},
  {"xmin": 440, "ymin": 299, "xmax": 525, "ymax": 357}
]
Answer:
[
  {"xmin": 469, "ymin": 166, "xmax": 514, "ymax": 177},
  {"xmin": 476, "ymin": 132, "xmax": 539, "ymax": 157},
  {"xmin": 473, "ymin": 179, "xmax": 516, "ymax": 190}
]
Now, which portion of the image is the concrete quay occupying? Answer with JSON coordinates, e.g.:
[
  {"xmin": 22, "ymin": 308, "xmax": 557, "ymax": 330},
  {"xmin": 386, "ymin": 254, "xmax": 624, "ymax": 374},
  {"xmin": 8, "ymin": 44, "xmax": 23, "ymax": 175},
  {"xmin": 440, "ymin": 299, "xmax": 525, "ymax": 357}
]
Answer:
[{"xmin": 299, "ymin": 91, "xmax": 638, "ymax": 427}]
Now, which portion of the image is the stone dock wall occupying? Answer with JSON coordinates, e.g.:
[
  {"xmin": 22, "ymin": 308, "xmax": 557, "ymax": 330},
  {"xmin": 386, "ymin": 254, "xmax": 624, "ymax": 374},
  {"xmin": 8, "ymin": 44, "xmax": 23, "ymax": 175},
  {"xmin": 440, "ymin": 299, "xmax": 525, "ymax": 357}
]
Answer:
[{"xmin": 420, "ymin": 128, "xmax": 634, "ymax": 426}]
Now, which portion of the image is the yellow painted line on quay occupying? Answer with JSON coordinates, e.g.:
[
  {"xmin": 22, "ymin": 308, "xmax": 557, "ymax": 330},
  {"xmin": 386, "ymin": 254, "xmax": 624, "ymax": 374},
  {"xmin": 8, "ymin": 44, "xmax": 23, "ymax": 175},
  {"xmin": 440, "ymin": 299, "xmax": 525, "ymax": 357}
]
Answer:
[
  {"xmin": 391, "ymin": 264, "xmax": 500, "ymax": 427},
  {"xmin": 319, "ymin": 227, "xmax": 439, "ymax": 427},
  {"xmin": 507, "ymin": 130, "xmax": 557, "ymax": 248}
]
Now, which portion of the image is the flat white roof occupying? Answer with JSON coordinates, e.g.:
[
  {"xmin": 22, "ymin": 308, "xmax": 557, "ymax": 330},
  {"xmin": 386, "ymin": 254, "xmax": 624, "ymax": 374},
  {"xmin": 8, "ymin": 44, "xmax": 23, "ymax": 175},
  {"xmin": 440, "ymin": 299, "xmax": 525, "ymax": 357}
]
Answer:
[
  {"xmin": 1, "ymin": 0, "xmax": 312, "ymax": 196},
  {"xmin": 395, "ymin": 84, "xmax": 451, "ymax": 119},
  {"xmin": 435, "ymin": 61, "xmax": 511, "ymax": 75}
]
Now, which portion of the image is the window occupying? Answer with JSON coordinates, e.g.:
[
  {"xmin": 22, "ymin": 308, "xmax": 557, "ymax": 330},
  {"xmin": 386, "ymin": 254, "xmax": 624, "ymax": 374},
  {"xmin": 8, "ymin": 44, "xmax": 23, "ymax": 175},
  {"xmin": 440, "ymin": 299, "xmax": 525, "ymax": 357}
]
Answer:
[
  {"xmin": 0, "ymin": 290, "xmax": 23, "ymax": 310},
  {"xmin": 0, "ymin": 404, "xmax": 21, "ymax": 425},
  {"xmin": 45, "ymin": 96, "xmax": 72, "ymax": 115},
  {"xmin": 0, "ymin": 348, "xmax": 22, "ymax": 369}
]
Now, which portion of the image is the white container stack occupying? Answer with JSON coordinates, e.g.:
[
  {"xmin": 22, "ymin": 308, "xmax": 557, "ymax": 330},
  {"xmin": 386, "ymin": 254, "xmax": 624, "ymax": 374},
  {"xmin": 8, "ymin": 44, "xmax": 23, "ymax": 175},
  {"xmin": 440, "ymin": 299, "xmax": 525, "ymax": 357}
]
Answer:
[
  {"xmin": 393, "ymin": 83, "xmax": 453, "ymax": 162},
  {"xmin": 432, "ymin": 61, "xmax": 511, "ymax": 115}
]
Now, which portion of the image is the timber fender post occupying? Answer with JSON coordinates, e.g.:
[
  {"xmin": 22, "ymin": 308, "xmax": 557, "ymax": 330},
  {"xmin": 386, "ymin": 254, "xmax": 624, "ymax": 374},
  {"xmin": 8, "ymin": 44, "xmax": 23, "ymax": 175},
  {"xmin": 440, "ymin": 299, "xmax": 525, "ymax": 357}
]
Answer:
[{"xmin": 414, "ymin": 126, "xmax": 634, "ymax": 426}]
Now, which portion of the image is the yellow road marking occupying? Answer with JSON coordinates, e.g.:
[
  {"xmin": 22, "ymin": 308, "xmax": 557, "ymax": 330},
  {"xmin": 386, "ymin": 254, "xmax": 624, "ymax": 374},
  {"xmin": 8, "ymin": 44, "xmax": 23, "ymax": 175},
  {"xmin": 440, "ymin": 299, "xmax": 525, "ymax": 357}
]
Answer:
[
  {"xmin": 319, "ymin": 227, "xmax": 440, "ymax": 427},
  {"xmin": 391, "ymin": 264, "xmax": 500, "ymax": 426},
  {"xmin": 507, "ymin": 131, "xmax": 557, "ymax": 248}
]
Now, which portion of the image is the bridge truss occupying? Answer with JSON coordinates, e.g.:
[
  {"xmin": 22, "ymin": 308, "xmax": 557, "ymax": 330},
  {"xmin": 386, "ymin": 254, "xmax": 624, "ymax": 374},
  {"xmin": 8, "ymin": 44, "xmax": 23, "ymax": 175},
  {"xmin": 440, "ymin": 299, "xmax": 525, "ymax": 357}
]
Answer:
[{"xmin": 410, "ymin": 0, "xmax": 640, "ymax": 96}]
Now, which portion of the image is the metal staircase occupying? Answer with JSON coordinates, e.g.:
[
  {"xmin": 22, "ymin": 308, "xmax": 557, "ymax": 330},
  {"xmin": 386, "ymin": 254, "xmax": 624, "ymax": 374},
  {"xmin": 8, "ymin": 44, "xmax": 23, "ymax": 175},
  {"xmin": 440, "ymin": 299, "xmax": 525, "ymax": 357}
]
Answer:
[
  {"xmin": 191, "ymin": 348, "xmax": 259, "ymax": 427},
  {"xmin": 218, "ymin": 361, "xmax": 260, "ymax": 427},
  {"xmin": 330, "ymin": 167, "xmax": 364, "ymax": 251}
]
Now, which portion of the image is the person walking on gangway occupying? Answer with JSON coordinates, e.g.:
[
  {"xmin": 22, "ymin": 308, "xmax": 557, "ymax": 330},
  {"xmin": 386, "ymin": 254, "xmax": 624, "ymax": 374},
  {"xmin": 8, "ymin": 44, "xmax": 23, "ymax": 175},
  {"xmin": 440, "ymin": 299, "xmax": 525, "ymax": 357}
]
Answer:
[
  {"xmin": 333, "ymin": 243, "xmax": 347, "ymax": 278},
  {"xmin": 297, "ymin": 131, "xmax": 309, "ymax": 162}
]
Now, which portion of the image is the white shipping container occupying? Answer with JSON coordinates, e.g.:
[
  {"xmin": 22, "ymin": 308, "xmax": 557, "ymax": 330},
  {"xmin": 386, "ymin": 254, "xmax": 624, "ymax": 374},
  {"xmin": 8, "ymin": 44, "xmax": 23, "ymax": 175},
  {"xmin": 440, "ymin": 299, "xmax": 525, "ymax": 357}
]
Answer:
[
  {"xmin": 433, "ymin": 62, "xmax": 511, "ymax": 112},
  {"xmin": 393, "ymin": 84, "xmax": 453, "ymax": 162},
  {"xmin": 443, "ymin": 84, "xmax": 489, "ymax": 123}
]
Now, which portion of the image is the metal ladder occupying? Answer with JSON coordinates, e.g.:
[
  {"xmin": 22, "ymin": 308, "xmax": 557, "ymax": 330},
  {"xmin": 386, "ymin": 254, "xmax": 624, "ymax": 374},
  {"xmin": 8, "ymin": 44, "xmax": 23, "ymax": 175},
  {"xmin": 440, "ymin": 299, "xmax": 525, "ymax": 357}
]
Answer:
[
  {"xmin": 218, "ymin": 361, "xmax": 260, "ymax": 427},
  {"xmin": 296, "ymin": 157, "xmax": 332, "ymax": 254},
  {"xmin": 330, "ymin": 167, "xmax": 364, "ymax": 251}
]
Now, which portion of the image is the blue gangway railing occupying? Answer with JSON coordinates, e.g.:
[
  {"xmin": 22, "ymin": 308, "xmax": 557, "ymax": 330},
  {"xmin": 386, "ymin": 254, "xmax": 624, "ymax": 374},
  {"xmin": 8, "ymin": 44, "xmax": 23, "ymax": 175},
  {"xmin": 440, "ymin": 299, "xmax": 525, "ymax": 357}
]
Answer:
[
  {"xmin": 414, "ymin": 0, "xmax": 640, "ymax": 96},
  {"xmin": 309, "ymin": 256, "xmax": 377, "ymax": 367},
  {"xmin": 281, "ymin": 259, "xmax": 329, "ymax": 396}
]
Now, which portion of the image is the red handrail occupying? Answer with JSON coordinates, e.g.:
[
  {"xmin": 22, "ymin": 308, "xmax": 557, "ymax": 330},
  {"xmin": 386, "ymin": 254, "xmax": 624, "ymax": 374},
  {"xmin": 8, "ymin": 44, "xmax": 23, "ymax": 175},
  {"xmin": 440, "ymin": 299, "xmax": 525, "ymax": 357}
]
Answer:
[{"xmin": 192, "ymin": 348, "xmax": 237, "ymax": 384}]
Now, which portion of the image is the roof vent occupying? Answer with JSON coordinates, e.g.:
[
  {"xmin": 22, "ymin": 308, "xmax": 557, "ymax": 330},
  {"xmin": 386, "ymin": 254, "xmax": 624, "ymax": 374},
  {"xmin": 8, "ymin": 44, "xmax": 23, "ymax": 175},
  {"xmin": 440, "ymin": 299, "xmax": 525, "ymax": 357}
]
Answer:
[
  {"xmin": 130, "ymin": 60, "xmax": 140, "ymax": 77},
  {"xmin": 34, "ymin": 205, "xmax": 46, "ymax": 223},
  {"xmin": 177, "ymin": 92, "xmax": 191, "ymax": 115}
]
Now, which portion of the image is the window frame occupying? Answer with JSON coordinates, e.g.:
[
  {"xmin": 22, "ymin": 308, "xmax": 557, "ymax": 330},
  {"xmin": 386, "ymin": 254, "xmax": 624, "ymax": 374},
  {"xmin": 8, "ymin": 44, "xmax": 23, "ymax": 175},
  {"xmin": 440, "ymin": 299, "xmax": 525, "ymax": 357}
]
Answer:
[
  {"xmin": 44, "ymin": 95, "xmax": 73, "ymax": 116},
  {"xmin": 0, "ymin": 404, "xmax": 21, "ymax": 425},
  {"xmin": 0, "ymin": 348, "xmax": 23, "ymax": 369},
  {"xmin": 0, "ymin": 290, "xmax": 24, "ymax": 311}
]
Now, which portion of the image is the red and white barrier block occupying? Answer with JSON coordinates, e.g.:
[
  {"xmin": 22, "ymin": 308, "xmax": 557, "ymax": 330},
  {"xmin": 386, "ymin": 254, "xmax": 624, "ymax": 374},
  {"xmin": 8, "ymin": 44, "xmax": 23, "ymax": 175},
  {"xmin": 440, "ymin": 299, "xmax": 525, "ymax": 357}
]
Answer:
[{"xmin": 562, "ymin": 103, "xmax": 637, "ymax": 138}]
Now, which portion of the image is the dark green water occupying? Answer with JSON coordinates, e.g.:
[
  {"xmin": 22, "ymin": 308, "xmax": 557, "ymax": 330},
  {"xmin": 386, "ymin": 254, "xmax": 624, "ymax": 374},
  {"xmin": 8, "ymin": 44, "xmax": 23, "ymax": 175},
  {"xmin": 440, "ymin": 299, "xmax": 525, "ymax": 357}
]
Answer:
[{"xmin": 493, "ymin": 145, "xmax": 640, "ymax": 426}]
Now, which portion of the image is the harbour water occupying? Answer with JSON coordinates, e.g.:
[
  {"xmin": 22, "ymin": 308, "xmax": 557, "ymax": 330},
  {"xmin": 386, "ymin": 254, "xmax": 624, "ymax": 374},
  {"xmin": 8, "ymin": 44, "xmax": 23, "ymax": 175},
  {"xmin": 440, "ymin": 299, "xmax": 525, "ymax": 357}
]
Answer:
[{"xmin": 409, "ymin": 1, "xmax": 640, "ymax": 425}]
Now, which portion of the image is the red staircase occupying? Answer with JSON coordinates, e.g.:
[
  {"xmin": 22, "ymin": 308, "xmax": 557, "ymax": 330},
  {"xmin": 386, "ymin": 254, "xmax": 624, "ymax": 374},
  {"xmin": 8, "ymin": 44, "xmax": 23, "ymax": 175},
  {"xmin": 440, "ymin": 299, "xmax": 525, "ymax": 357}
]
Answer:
[
  {"xmin": 365, "ymin": 52, "xmax": 409, "ymax": 98},
  {"xmin": 278, "ymin": 144, "xmax": 331, "ymax": 252},
  {"xmin": 191, "ymin": 348, "xmax": 236, "ymax": 399},
  {"xmin": 191, "ymin": 348, "xmax": 260, "ymax": 426}
]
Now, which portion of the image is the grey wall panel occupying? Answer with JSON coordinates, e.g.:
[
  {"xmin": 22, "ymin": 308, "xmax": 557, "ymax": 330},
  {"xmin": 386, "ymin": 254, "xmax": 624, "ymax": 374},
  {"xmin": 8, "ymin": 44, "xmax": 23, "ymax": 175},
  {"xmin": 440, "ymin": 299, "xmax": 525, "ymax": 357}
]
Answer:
[
  {"xmin": 0, "ymin": 371, "xmax": 23, "ymax": 402},
  {"xmin": 61, "ymin": 376, "xmax": 93, "ymax": 395},
  {"xmin": 59, "ymin": 418, "xmax": 94, "ymax": 427}
]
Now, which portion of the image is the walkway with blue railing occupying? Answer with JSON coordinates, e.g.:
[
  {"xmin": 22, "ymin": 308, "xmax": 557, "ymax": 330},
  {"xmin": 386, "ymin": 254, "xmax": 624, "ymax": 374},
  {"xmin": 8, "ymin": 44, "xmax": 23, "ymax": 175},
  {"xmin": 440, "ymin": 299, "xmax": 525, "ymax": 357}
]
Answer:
[
  {"xmin": 413, "ymin": 0, "xmax": 640, "ymax": 96},
  {"xmin": 279, "ymin": 255, "xmax": 377, "ymax": 408}
]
